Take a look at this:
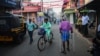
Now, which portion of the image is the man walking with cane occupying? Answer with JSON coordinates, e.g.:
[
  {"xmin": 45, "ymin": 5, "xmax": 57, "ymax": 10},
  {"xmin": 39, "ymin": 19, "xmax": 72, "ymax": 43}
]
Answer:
[{"xmin": 59, "ymin": 18, "xmax": 73, "ymax": 54}]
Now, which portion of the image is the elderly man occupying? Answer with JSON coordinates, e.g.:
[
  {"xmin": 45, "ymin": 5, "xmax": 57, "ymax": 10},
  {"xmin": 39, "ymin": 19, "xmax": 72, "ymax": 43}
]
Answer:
[{"xmin": 59, "ymin": 18, "xmax": 73, "ymax": 54}]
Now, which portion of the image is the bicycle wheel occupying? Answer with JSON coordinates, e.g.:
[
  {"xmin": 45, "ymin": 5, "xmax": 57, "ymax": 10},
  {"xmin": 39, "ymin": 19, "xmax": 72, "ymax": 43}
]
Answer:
[
  {"xmin": 51, "ymin": 32, "xmax": 54, "ymax": 39},
  {"xmin": 49, "ymin": 32, "xmax": 53, "ymax": 44},
  {"xmin": 37, "ymin": 36, "xmax": 46, "ymax": 51}
]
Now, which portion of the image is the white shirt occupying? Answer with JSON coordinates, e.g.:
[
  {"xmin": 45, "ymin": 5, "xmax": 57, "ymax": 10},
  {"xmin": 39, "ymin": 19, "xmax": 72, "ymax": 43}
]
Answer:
[
  {"xmin": 98, "ymin": 24, "xmax": 100, "ymax": 32},
  {"xmin": 82, "ymin": 15, "xmax": 89, "ymax": 25}
]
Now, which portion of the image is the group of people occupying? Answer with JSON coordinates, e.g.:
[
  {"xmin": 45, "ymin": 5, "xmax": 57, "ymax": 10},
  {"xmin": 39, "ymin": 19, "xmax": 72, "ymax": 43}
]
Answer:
[
  {"xmin": 26, "ymin": 17, "xmax": 73, "ymax": 54},
  {"xmin": 76, "ymin": 13, "xmax": 90, "ymax": 37},
  {"xmin": 25, "ymin": 14, "xmax": 100, "ymax": 55},
  {"xmin": 26, "ymin": 18, "xmax": 51, "ymax": 44},
  {"xmin": 76, "ymin": 13, "xmax": 100, "ymax": 56}
]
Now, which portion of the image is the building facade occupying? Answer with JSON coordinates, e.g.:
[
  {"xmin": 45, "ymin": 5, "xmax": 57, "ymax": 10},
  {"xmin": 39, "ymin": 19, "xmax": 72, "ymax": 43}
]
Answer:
[
  {"xmin": 62, "ymin": 0, "xmax": 76, "ymax": 24},
  {"xmin": 13, "ymin": 2, "xmax": 41, "ymax": 23},
  {"xmin": 22, "ymin": 0, "xmax": 31, "ymax": 2},
  {"xmin": 74, "ymin": 0, "xmax": 98, "ymax": 38}
]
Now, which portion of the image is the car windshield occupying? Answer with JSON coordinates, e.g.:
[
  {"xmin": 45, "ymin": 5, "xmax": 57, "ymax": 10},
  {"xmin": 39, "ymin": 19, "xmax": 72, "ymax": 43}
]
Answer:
[
  {"xmin": 0, "ymin": 20, "xmax": 6, "ymax": 25},
  {"xmin": 0, "ymin": 17, "xmax": 11, "ymax": 30},
  {"xmin": 11, "ymin": 17, "xmax": 21, "ymax": 28}
]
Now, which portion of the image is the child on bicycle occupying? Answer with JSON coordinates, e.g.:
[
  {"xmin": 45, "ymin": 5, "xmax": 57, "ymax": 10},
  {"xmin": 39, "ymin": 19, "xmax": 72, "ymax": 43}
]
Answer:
[
  {"xmin": 59, "ymin": 19, "xmax": 73, "ymax": 54},
  {"xmin": 40, "ymin": 18, "xmax": 51, "ymax": 41}
]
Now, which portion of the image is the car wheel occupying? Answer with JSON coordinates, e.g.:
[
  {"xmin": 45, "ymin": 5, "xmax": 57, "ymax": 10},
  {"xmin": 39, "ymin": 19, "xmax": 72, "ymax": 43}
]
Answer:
[{"xmin": 14, "ymin": 34, "xmax": 23, "ymax": 44}]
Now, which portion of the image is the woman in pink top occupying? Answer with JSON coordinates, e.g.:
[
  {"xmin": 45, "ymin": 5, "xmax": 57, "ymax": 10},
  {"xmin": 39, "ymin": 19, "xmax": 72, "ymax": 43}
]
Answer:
[{"xmin": 59, "ymin": 19, "xmax": 73, "ymax": 54}]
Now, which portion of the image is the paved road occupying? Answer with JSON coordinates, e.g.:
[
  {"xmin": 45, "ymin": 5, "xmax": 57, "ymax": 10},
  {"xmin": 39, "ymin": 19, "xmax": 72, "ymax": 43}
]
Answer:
[{"xmin": 0, "ymin": 24, "xmax": 92, "ymax": 56}]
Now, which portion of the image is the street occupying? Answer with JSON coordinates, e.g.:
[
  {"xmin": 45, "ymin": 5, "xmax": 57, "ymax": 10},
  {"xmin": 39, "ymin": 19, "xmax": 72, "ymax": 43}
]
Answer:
[{"xmin": 0, "ymin": 24, "xmax": 92, "ymax": 56}]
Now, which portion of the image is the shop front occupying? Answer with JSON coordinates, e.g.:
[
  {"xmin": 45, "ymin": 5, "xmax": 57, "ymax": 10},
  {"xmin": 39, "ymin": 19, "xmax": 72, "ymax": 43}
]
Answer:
[
  {"xmin": 77, "ymin": 0, "xmax": 100, "ymax": 38},
  {"xmin": 64, "ymin": 9, "xmax": 75, "ymax": 24},
  {"xmin": 13, "ymin": 2, "xmax": 41, "ymax": 23}
]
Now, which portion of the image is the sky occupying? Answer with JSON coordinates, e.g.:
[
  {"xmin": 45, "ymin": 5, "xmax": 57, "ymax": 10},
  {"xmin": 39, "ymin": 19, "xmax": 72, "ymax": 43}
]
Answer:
[{"xmin": 31, "ymin": 0, "xmax": 63, "ymax": 14}]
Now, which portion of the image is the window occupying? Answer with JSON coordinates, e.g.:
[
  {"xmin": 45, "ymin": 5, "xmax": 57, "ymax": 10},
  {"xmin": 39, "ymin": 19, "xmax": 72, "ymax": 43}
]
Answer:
[
  {"xmin": 0, "ymin": 20, "xmax": 6, "ymax": 25},
  {"xmin": 0, "ymin": 18, "xmax": 10, "ymax": 30},
  {"xmin": 10, "ymin": 17, "xmax": 21, "ymax": 28}
]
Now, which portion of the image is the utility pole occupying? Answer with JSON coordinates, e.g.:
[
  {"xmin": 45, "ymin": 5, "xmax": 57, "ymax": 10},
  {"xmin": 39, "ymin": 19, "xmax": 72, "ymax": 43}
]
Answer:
[
  {"xmin": 41, "ymin": 0, "xmax": 43, "ymax": 12},
  {"xmin": 20, "ymin": 0, "xmax": 23, "ymax": 16}
]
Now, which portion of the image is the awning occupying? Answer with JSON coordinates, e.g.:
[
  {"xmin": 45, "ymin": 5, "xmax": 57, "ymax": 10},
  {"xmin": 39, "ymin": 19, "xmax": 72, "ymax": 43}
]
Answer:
[
  {"xmin": 64, "ymin": 9, "xmax": 75, "ymax": 14},
  {"xmin": 80, "ymin": 9, "xmax": 96, "ymax": 13},
  {"xmin": 62, "ymin": 0, "xmax": 70, "ymax": 10},
  {"xmin": 13, "ymin": 6, "xmax": 40, "ymax": 13},
  {"xmin": 78, "ymin": 0, "xmax": 100, "ymax": 11}
]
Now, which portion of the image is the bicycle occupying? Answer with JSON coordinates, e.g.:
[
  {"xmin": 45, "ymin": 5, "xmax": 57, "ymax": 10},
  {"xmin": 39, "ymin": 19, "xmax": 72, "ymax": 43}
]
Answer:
[{"xmin": 37, "ymin": 28, "xmax": 53, "ymax": 51}]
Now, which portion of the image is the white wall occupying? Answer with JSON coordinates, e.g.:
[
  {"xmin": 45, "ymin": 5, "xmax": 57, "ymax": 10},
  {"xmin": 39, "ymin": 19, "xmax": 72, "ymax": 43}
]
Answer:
[{"xmin": 70, "ymin": 13, "xmax": 74, "ymax": 24}]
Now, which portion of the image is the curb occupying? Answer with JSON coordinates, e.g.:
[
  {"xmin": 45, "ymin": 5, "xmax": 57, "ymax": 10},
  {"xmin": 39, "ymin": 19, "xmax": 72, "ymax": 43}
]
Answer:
[{"xmin": 73, "ymin": 28, "xmax": 92, "ymax": 45}]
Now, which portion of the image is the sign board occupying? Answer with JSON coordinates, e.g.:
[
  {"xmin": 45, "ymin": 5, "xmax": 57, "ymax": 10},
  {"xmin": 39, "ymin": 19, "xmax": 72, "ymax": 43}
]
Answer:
[
  {"xmin": 6, "ymin": 0, "xmax": 16, "ymax": 5},
  {"xmin": 24, "ymin": 6, "xmax": 39, "ymax": 12},
  {"xmin": 37, "ymin": 12, "xmax": 44, "ymax": 16},
  {"xmin": 85, "ymin": 0, "xmax": 93, "ymax": 5}
]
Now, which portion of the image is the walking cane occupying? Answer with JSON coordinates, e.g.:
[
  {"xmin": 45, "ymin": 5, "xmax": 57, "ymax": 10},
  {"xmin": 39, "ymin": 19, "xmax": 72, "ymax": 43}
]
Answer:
[{"xmin": 71, "ymin": 32, "xmax": 75, "ymax": 52}]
